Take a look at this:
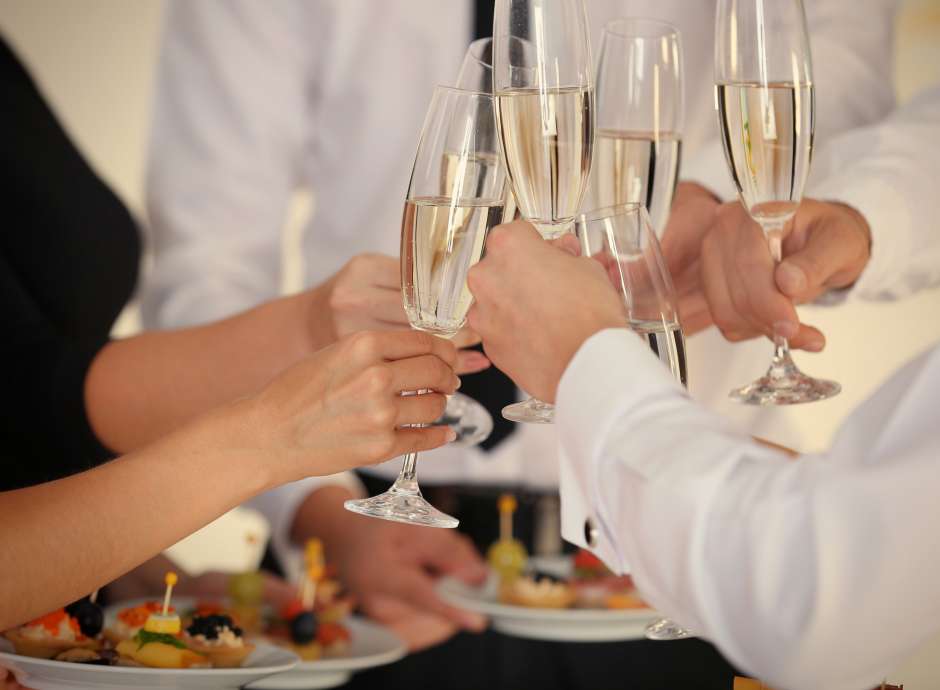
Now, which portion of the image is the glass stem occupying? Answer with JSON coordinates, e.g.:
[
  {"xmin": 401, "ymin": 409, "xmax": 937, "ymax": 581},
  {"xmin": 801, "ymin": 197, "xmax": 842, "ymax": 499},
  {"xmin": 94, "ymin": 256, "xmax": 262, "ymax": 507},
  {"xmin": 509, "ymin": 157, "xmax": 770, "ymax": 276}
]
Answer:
[
  {"xmin": 763, "ymin": 221, "xmax": 795, "ymax": 374},
  {"xmin": 391, "ymin": 388, "xmax": 426, "ymax": 492},
  {"xmin": 397, "ymin": 453, "xmax": 418, "ymax": 485}
]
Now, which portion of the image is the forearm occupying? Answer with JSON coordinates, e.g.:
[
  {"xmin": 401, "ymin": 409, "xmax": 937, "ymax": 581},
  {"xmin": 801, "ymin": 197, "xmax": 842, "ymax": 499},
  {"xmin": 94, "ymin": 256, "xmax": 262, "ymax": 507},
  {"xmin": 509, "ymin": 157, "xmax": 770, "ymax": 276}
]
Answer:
[
  {"xmin": 86, "ymin": 292, "xmax": 314, "ymax": 453},
  {"xmin": 0, "ymin": 401, "xmax": 273, "ymax": 629}
]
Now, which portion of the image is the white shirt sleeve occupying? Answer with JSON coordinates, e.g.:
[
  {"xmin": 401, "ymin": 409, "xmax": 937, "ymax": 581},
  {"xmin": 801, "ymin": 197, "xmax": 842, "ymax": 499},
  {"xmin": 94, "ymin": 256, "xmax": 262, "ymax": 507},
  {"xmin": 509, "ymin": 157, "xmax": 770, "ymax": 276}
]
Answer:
[
  {"xmin": 557, "ymin": 328, "xmax": 940, "ymax": 690},
  {"xmin": 142, "ymin": 0, "xmax": 315, "ymax": 328},
  {"xmin": 808, "ymin": 85, "xmax": 940, "ymax": 302},
  {"xmin": 681, "ymin": 0, "xmax": 899, "ymax": 201}
]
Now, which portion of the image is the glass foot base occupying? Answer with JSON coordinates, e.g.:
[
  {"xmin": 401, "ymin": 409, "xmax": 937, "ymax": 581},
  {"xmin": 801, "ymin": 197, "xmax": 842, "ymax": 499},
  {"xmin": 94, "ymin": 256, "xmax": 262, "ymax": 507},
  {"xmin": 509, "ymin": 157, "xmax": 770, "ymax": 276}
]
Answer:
[
  {"xmin": 645, "ymin": 618, "xmax": 693, "ymax": 641},
  {"xmin": 502, "ymin": 397, "xmax": 554, "ymax": 424},
  {"xmin": 731, "ymin": 359, "xmax": 841, "ymax": 406},
  {"xmin": 433, "ymin": 393, "xmax": 494, "ymax": 447},
  {"xmin": 344, "ymin": 486, "xmax": 458, "ymax": 529}
]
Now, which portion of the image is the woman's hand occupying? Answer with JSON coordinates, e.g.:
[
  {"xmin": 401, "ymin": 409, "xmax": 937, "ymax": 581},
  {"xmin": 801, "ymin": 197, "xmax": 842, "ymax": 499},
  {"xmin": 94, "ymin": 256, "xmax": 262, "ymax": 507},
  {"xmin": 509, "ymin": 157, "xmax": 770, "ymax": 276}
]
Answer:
[
  {"xmin": 304, "ymin": 253, "xmax": 490, "ymax": 375},
  {"xmin": 242, "ymin": 330, "xmax": 462, "ymax": 484}
]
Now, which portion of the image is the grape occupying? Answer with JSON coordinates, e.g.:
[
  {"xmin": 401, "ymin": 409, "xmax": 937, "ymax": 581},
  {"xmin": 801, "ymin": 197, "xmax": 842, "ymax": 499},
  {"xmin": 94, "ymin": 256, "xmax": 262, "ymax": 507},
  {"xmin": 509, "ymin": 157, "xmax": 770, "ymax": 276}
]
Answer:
[{"xmin": 289, "ymin": 611, "xmax": 318, "ymax": 645}]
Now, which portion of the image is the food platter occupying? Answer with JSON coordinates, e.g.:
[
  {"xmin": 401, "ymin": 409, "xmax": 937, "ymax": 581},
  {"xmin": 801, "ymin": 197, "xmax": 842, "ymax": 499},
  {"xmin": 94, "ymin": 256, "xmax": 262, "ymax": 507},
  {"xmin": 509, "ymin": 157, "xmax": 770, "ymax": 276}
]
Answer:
[
  {"xmin": 439, "ymin": 555, "xmax": 660, "ymax": 643},
  {"xmin": 438, "ymin": 574, "xmax": 660, "ymax": 642},
  {"xmin": 0, "ymin": 638, "xmax": 297, "ymax": 690},
  {"xmin": 245, "ymin": 617, "xmax": 406, "ymax": 690}
]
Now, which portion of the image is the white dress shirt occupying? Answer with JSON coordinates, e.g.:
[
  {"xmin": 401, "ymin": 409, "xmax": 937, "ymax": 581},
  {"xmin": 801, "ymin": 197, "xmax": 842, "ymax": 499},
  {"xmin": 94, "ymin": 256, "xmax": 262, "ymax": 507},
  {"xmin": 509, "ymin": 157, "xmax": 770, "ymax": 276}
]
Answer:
[
  {"xmin": 142, "ymin": 0, "xmax": 899, "ymax": 555},
  {"xmin": 558, "ymin": 328, "xmax": 940, "ymax": 690},
  {"xmin": 556, "ymin": 84, "xmax": 940, "ymax": 690}
]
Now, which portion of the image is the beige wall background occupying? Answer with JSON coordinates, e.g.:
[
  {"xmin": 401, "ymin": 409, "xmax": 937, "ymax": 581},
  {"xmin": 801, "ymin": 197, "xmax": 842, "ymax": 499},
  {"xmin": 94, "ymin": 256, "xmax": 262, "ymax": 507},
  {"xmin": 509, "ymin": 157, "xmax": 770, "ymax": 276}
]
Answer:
[{"xmin": 1, "ymin": 0, "xmax": 939, "ymax": 685}]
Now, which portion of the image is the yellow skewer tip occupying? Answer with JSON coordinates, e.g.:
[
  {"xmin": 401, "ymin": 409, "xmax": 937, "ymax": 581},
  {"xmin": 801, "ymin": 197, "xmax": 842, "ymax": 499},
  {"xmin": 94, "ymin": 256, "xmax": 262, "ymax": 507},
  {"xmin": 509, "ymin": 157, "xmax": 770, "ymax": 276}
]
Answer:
[{"xmin": 498, "ymin": 493, "xmax": 517, "ymax": 514}]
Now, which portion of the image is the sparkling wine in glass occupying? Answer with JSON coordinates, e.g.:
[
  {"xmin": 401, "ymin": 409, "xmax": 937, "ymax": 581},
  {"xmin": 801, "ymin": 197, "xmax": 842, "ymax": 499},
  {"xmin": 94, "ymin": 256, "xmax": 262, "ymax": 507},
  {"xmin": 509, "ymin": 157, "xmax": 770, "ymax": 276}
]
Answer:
[
  {"xmin": 576, "ymin": 203, "xmax": 691, "ymax": 640},
  {"xmin": 344, "ymin": 86, "xmax": 507, "ymax": 528},
  {"xmin": 716, "ymin": 0, "xmax": 840, "ymax": 405},
  {"xmin": 587, "ymin": 19, "xmax": 683, "ymax": 236},
  {"xmin": 493, "ymin": 0, "xmax": 596, "ymax": 424}
]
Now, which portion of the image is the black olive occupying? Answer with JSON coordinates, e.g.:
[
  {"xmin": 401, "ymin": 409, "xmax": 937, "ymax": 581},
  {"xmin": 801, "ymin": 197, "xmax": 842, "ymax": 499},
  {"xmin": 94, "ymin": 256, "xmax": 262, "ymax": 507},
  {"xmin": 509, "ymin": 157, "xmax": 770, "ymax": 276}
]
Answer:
[
  {"xmin": 65, "ymin": 599, "xmax": 103, "ymax": 637},
  {"xmin": 527, "ymin": 569, "xmax": 565, "ymax": 585},
  {"xmin": 289, "ymin": 611, "xmax": 318, "ymax": 645},
  {"xmin": 186, "ymin": 614, "xmax": 242, "ymax": 640}
]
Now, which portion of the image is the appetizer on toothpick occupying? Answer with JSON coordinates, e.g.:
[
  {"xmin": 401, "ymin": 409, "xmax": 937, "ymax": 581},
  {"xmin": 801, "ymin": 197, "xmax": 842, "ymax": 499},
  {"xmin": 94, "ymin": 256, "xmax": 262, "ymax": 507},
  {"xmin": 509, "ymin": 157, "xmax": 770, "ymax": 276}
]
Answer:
[
  {"xmin": 487, "ymin": 493, "xmax": 528, "ymax": 584},
  {"xmin": 115, "ymin": 572, "xmax": 207, "ymax": 668}
]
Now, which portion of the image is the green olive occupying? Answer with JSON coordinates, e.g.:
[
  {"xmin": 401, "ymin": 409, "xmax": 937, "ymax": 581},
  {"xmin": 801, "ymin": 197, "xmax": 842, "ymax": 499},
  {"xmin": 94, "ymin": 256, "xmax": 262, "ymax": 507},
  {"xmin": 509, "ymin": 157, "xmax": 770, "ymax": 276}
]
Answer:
[{"xmin": 486, "ymin": 539, "xmax": 529, "ymax": 583}]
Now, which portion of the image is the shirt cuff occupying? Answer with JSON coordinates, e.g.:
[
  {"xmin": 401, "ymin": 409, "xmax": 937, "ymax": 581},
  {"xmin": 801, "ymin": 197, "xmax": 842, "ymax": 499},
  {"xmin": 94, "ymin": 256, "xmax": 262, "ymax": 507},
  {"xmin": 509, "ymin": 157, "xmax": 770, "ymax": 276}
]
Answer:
[
  {"xmin": 555, "ymin": 328, "xmax": 684, "ymax": 572},
  {"xmin": 243, "ymin": 472, "xmax": 365, "ymax": 580}
]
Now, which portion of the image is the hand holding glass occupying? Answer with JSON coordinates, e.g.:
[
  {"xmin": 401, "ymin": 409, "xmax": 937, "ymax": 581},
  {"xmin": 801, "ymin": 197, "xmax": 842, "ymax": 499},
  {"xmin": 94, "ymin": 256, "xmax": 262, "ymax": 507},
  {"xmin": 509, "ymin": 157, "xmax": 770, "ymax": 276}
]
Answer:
[
  {"xmin": 493, "ymin": 0, "xmax": 595, "ymax": 423},
  {"xmin": 715, "ymin": 0, "xmax": 840, "ymax": 405},
  {"xmin": 344, "ymin": 86, "xmax": 507, "ymax": 528},
  {"xmin": 576, "ymin": 203, "xmax": 690, "ymax": 640}
]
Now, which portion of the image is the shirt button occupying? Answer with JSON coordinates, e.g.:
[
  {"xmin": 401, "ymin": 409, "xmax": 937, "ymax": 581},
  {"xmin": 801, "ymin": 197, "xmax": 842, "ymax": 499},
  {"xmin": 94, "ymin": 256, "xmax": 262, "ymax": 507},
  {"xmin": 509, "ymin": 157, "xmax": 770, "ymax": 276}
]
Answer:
[{"xmin": 584, "ymin": 518, "xmax": 598, "ymax": 548}]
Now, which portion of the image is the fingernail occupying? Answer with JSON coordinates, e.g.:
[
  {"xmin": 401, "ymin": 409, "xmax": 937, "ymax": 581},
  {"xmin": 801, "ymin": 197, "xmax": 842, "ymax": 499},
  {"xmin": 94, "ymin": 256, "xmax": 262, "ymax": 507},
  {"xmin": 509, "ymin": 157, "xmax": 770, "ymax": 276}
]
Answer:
[
  {"xmin": 773, "ymin": 321, "xmax": 800, "ymax": 339},
  {"xmin": 804, "ymin": 336, "xmax": 825, "ymax": 352},
  {"xmin": 777, "ymin": 262, "xmax": 807, "ymax": 295},
  {"xmin": 445, "ymin": 428, "xmax": 458, "ymax": 443},
  {"xmin": 455, "ymin": 376, "xmax": 462, "ymax": 390}
]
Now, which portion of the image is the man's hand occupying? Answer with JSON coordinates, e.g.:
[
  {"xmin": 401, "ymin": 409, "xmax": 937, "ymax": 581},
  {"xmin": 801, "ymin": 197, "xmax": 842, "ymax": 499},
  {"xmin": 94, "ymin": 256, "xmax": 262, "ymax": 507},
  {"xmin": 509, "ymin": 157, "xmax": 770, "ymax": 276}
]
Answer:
[
  {"xmin": 305, "ymin": 253, "xmax": 489, "ymax": 375},
  {"xmin": 672, "ymin": 199, "xmax": 871, "ymax": 350},
  {"xmin": 467, "ymin": 221, "xmax": 625, "ymax": 403},
  {"xmin": 660, "ymin": 182, "xmax": 723, "ymax": 335},
  {"xmin": 291, "ymin": 488, "xmax": 487, "ymax": 652}
]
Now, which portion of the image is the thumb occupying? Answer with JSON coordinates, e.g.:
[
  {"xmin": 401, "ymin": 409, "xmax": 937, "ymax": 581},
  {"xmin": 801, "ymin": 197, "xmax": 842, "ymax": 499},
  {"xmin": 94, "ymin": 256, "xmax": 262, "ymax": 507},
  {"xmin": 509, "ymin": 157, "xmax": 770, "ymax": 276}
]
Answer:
[{"xmin": 775, "ymin": 222, "xmax": 862, "ymax": 303}]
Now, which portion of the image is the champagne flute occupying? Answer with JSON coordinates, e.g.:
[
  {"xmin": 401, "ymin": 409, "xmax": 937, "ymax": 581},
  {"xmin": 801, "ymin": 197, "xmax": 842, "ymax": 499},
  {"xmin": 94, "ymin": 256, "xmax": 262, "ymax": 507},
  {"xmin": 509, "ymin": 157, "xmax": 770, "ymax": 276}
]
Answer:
[
  {"xmin": 588, "ymin": 19, "xmax": 683, "ymax": 236},
  {"xmin": 576, "ymin": 203, "xmax": 690, "ymax": 641},
  {"xmin": 344, "ymin": 86, "xmax": 507, "ymax": 528},
  {"xmin": 493, "ymin": 0, "xmax": 595, "ymax": 424},
  {"xmin": 715, "ymin": 0, "xmax": 840, "ymax": 405}
]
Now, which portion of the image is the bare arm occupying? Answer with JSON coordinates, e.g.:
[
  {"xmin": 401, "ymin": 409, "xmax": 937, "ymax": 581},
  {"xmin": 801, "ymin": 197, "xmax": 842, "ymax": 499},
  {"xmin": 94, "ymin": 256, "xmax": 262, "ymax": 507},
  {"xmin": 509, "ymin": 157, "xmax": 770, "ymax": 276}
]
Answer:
[
  {"xmin": 88, "ymin": 258, "xmax": 489, "ymax": 455},
  {"xmin": 0, "ymin": 330, "xmax": 460, "ymax": 630},
  {"xmin": 85, "ymin": 292, "xmax": 313, "ymax": 453},
  {"xmin": 0, "ymin": 401, "xmax": 267, "ymax": 630}
]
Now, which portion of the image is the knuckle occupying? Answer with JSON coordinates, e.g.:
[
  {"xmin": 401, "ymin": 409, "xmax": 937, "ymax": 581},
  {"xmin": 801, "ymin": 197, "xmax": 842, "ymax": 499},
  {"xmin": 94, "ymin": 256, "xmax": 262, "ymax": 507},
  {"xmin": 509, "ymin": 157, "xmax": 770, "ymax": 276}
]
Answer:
[
  {"xmin": 367, "ymin": 432, "xmax": 397, "ymax": 460},
  {"xmin": 346, "ymin": 254, "xmax": 372, "ymax": 275},
  {"xmin": 361, "ymin": 363, "xmax": 394, "ymax": 392},
  {"xmin": 486, "ymin": 225, "xmax": 512, "ymax": 250},
  {"xmin": 408, "ymin": 330, "xmax": 435, "ymax": 354},
  {"xmin": 328, "ymin": 285, "xmax": 364, "ymax": 313},
  {"xmin": 349, "ymin": 331, "xmax": 382, "ymax": 361},
  {"xmin": 466, "ymin": 264, "xmax": 483, "ymax": 293},
  {"xmin": 368, "ymin": 402, "xmax": 397, "ymax": 429}
]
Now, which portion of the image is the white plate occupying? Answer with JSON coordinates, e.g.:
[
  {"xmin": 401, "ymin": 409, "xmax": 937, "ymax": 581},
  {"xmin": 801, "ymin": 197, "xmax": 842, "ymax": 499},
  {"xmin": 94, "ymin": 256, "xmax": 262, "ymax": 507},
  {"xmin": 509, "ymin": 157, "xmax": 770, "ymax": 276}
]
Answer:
[
  {"xmin": 246, "ymin": 617, "xmax": 406, "ymax": 690},
  {"xmin": 438, "ymin": 573, "xmax": 661, "ymax": 642},
  {"xmin": 101, "ymin": 598, "xmax": 406, "ymax": 690},
  {"xmin": 0, "ymin": 641, "xmax": 297, "ymax": 690}
]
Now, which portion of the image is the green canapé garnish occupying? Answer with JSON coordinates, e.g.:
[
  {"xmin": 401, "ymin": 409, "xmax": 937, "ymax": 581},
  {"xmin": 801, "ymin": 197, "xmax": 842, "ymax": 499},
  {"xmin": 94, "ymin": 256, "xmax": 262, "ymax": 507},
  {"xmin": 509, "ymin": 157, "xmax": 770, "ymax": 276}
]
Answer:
[{"xmin": 134, "ymin": 630, "xmax": 187, "ymax": 650}]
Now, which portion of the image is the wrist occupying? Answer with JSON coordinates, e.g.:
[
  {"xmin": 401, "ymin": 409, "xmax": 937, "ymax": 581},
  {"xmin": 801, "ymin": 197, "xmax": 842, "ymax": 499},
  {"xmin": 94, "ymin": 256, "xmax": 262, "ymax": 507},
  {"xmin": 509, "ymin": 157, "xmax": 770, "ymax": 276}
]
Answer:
[
  {"xmin": 293, "ymin": 289, "xmax": 330, "ymax": 355},
  {"xmin": 193, "ymin": 397, "xmax": 281, "ymax": 494},
  {"xmin": 829, "ymin": 200, "xmax": 872, "ymax": 259}
]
